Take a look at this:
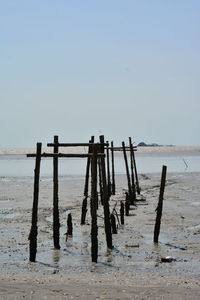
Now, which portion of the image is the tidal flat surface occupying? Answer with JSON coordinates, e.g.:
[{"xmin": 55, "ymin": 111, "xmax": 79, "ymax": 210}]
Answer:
[{"xmin": 0, "ymin": 169, "xmax": 200, "ymax": 299}]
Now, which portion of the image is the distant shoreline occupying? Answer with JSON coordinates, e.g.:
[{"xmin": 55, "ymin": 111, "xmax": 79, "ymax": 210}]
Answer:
[
  {"xmin": 137, "ymin": 145, "xmax": 200, "ymax": 155},
  {"xmin": 0, "ymin": 145, "xmax": 200, "ymax": 155}
]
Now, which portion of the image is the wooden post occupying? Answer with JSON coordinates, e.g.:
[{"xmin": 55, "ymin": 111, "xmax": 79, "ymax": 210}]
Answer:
[
  {"xmin": 81, "ymin": 136, "xmax": 94, "ymax": 225},
  {"xmin": 153, "ymin": 165, "xmax": 167, "ymax": 243},
  {"xmin": 83, "ymin": 136, "xmax": 94, "ymax": 197},
  {"xmin": 125, "ymin": 192, "xmax": 130, "ymax": 216},
  {"xmin": 53, "ymin": 135, "xmax": 60, "ymax": 249},
  {"xmin": 67, "ymin": 213, "xmax": 73, "ymax": 236},
  {"xmin": 129, "ymin": 137, "xmax": 140, "ymax": 195},
  {"xmin": 120, "ymin": 201, "xmax": 124, "ymax": 225},
  {"xmin": 122, "ymin": 141, "xmax": 134, "ymax": 205},
  {"xmin": 98, "ymin": 157, "xmax": 104, "ymax": 205},
  {"xmin": 111, "ymin": 141, "xmax": 115, "ymax": 195},
  {"xmin": 80, "ymin": 196, "xmax": 87, "ymax": 225},
  {"xmin": 106, "ymin": 141, "xmax": 111, "ymax": 197},
  {"xmin": 91, "ymin": 144, "xmax": 98, "ymax": 262},
  {"xmin": 99, "ymin": 135, "xmax": 113, "ymax": 250},
  {"xmin": 29, "ymin": 143, "xmax": 42, "ymax": 262},
  {"xmin": 110, "ymin": 213, "xmax": 117, "ymax": 234},
  {"xmin": 129, "ymin": 137, "xmax": 136, "ymax": 204}
]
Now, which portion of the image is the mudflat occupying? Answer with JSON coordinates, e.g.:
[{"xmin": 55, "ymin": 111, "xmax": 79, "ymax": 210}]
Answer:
[{"xmin": 0, "ymin": 171, "xmax": 200, "ymax": 299}]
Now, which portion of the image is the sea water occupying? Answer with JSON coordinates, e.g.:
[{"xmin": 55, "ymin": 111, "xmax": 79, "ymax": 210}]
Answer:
[{"xmin": 0, "ymin": 151, "xmax": 199, "ymax": 177}]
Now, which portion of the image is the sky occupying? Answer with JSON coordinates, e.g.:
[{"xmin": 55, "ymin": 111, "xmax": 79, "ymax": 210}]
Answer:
[{"xmin": 0, "ymin": 0, "xmax": 200, "ymax": 147}]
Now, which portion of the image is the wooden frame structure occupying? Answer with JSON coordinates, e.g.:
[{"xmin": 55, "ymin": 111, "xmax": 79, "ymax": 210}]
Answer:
[
  {"xmin": 107, "ymin": 137, "xmax": 140, "ymax": 205},
  {"xmin": 27, "ymin": 136, "xmax": 112, "ymax": 263}
]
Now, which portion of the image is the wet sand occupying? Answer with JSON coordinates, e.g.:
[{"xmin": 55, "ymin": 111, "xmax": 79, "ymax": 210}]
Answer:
[{"xmin": 0, "ymin": 171, "xmax": 200, "ymax": 299}]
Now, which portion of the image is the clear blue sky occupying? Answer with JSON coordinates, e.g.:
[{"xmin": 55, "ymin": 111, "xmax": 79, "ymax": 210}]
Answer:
[{"xmin": 1, "ymin": 0, "xmax": 199, "ymax": 147}]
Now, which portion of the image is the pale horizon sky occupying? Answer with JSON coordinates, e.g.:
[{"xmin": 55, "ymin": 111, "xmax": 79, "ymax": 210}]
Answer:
[{"xmin": 0, "ymin": 0, "xmax": 200, "ymax": 147}]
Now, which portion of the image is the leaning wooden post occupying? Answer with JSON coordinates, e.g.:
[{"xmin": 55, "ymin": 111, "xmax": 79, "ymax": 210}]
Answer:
[
  {"xmin": 122, "ymin": 141, "xmax": 134, "ymax": 205},
  {"xmin": 125, "ymin": 192, "xmax": 130, "ymax": 216},
  {"xmin": 129, "ymin": 138, "xmax": 136, "ymax": 204},
  {"xmin": 81, "ymin": 136, "xmax": 94, "ymax": 225},
  {"xmin": 29, "ymin": 142, "xmax": 42, "ymax": 262},
  {"xmin": 106, "ymin": 141, "xmax": 112, "ymax": 197},
  {"xmin": 90, "ymin": 144, "xmax": 98, "ymax": 262},
  {"xmin": 98, "ymin": 157, "xmax": 104, "ymax": 205},
  {"xmin": 130, "ymin": 137, "xmax": 140, "ymax": 195},
  {"xmin": 120, "ymin": 201, "xmax": 124, "ymax": 225},
  {"xmin": 110, "ymin": 213, "xmax": 117, "ymax": 234},
  {"xmin": 53, "ymin": 135, "xmax": 60, "ymax": 249},
  {"xmin": 111, "ymin": 141, "xmax": 116, "ymax": 195},
  {"xmin": 153, "ymin": 165, "xmax": 167, "ymax": 243},
  {"xmin": 99, "ymin": 135, "xmax": 113, "ymax": 249},
  {"xmin": 83, "ymin": 136, "xmax": 94, "ymax": 197}
]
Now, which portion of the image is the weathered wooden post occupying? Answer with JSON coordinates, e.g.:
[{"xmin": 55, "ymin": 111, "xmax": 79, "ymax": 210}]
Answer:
[
  {"xmin": 91, "ymin": 144, "xmax": 98, "ymax": 262},
  {"xmin": 129, "ymin": 137, "xmax": 140, "ymax": 195},
  {"xmin": 83, "ymin": 136, "xmax": 94, "ymax": 197},
  {"xmin": 81, "ymin": 136, "xmax": 94, "ymax": 225},
  {"xmin": 67, "ymin": 213, "xmax": 73, "ymax": 236},
  {"xmin": 98, "ymin": 157, "xmax": 103, "ymax": 205},
  {"xmin": 53, "ymin": 135, "xmax": 60, "ymax": 249},
  {"xmin": 153, "ymin": 165, "xmax": 167, "ymax": 243},
  {"xmin": 99, "ymin": 135, "xmax": 113, "ymax": 249},
  {"xmin": 129, "ymin": 137, "xmax": 136, "ymax": 204},
  {"xmin": 120, "ymin": 201, "xmax": 124, "ymax": 225},
  {"xmin": 125, "ymin": 192, "xmax": 130, "ymax": 216},
  {"xmin": 111, "ymin": 141, "xmax": 115, "ymax": 195},
  {"xmin": 29, "ymin": 142, "xmax": 42, "ymax": 262},
  {"xmin": 80, "ymin": 196, "xmax": 87, "ymax": 225},
  {"xmin": 106, "ymin": 141, "xmax": 112, "ymax": 197},
  {"xmin": 110, "ymin": 213, "xmax": 117, "ymax": 234},
  {"xmin": 122, "ymin": 141, "xmax": 134, "ymax": 205}
]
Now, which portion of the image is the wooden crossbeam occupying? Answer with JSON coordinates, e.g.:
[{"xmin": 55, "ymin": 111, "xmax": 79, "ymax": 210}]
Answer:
[
  {"xmin": 107, "ymin": 146, "xmax": 137, "ymax": 151},
  {"xmin": 27, "ymin": 153, "xmax": 105, "ymax": 158},
  {"xmin": 47, "ymin": 142, "xmax": 109, "ymax": 147}
]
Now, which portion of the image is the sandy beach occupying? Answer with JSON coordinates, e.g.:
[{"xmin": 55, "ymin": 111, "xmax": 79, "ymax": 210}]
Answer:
[{"xmin": 0, "ymin": 148, "xmax": 200, "ymax": 299}]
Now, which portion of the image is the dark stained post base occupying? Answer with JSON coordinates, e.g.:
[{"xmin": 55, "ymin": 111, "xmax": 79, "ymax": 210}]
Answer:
[{"xmin": 120, "ymin": 201, "xmax": 125, "ymax": 225}]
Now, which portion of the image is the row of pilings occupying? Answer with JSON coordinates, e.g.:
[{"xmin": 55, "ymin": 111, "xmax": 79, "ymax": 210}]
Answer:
[{"xmin": 27, "ymin": 135, "xmax": 167, "ymax": 263}]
